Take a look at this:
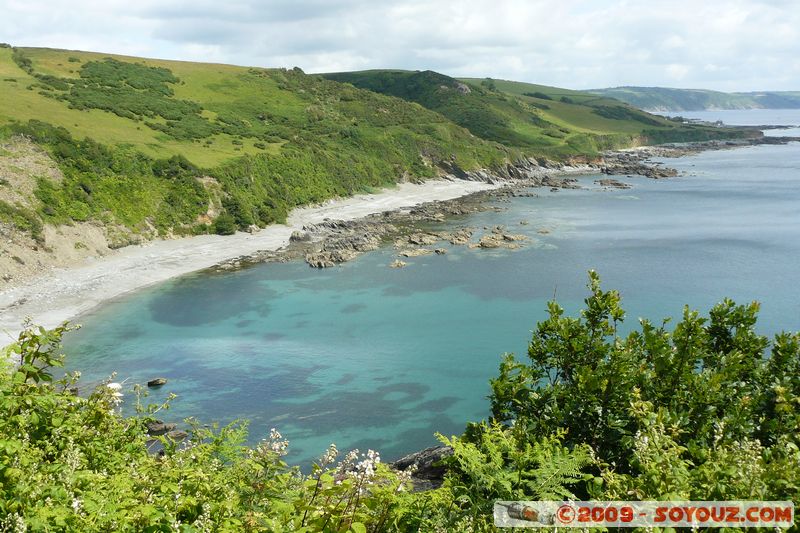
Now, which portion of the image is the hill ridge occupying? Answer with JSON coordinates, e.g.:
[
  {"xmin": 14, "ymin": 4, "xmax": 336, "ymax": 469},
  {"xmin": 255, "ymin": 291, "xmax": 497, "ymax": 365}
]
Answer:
[{"xmin": 590, "ymin": 85, "xmax": 800, "ymax": 111}]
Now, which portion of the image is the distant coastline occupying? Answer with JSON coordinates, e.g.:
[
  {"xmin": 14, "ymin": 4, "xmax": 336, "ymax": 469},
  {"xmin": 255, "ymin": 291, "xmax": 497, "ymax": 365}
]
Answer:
[{"xmin": 589, "ymin": 86, "xmax": 800, "ymax": 113}]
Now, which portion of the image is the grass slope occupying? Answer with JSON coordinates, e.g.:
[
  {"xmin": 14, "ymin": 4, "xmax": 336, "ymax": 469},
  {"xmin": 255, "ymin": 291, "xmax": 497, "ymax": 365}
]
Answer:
[
  {"xmin": 590, "ymin": 86, "xmax": 800, "ymax": 112},
  {"xmin": 0, "ymin": 46, "xmax": 510, "ymax": 239},
  {"xmin": 0, "ymin": 45, "xmax": 759, "ymax": 245},
  {"xmin": 323, "ymin": 71, "xmax": 752, "ymax": 157}
]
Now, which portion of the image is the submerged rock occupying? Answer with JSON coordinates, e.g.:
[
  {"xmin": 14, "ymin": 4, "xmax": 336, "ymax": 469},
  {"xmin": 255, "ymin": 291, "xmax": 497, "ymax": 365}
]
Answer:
[
  {"xmin": 147, "ymin": 377, "xmax": 168, "ymax": 388},
  {"xmin": 390, "ymin": 260, "xmax": 407, "ymax": 268},
  {"xmin": 400, "ymin": 248, "xmax": 433, "ymax": 258},
  {"xmin": 595, "ymin": 178, "xmax": 632, "ymax": 189}
]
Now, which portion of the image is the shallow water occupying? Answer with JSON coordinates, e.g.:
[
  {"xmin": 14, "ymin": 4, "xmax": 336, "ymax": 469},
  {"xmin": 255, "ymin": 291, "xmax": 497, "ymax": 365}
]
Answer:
[{"xmin": 64, "ymin": 111, "xmax": 800, "ymax": 466}]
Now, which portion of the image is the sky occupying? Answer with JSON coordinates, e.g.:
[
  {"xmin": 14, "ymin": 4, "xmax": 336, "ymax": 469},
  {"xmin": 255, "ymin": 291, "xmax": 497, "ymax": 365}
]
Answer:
[{"xmin": 1, "ymin": 0, "xmax": 798, "ymax": 92}]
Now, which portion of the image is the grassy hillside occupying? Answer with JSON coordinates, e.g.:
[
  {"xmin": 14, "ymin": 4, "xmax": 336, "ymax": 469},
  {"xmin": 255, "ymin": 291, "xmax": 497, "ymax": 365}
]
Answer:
[
  {"xmin": 590, "ymin": 86, "xmax": 800, "ymax": 112},
  {"xmin": 323, "ymin": 71, "xmax": 752, "ymax": 157},
  {"xmin": 0, "ymin": 46, "xmax": 510, "ymax": 245},
  {"xmin": 0, "ymin": 46, "xmax": 760, "ymax": 257}
]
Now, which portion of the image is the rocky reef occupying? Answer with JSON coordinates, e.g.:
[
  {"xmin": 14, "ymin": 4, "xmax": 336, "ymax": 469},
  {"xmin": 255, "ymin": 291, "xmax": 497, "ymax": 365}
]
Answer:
[{"xmin": 210, "ymin": 135, "xmax": 800, "ymax": 274}]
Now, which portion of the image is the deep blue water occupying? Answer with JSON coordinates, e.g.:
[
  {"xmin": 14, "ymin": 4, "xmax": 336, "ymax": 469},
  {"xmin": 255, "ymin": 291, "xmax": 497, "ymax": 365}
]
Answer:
[{"xmin": 63, "ymin": 110, "xmax": 800, "ymax": 465}]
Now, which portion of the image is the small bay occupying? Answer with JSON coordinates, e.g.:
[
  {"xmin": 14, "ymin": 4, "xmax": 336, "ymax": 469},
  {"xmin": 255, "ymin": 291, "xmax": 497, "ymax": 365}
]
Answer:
[{"xmin": 64, "ymin": 110, "xmax": 800, "ymax": 466}]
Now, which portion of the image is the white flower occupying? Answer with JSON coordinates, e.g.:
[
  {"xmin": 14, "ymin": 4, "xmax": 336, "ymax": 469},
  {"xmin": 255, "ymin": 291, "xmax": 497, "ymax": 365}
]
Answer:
[
  {"xmin": 0, "ymin": 513, "xmax": 27, "ymax": 533},
  {"xmin": 355, "ymin": 449, "xmax": 381, "ymax": 483},
  {"xmin": 254, "ymin": 428, "xmax": 289, "ymax": 457},
  {"xmin": 105, "ymin": 382, "xmax": 124, "ymax": 406},
  {"xmin": 319, "ymin": 443, "xmax": 338, "ymax": 467}
]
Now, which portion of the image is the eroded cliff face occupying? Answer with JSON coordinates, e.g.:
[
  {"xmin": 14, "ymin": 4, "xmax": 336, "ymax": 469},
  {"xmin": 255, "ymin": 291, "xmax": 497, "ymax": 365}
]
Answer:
[{"xmin": 0, "ymin": 137, "xmax": 115, "ymax": 287}]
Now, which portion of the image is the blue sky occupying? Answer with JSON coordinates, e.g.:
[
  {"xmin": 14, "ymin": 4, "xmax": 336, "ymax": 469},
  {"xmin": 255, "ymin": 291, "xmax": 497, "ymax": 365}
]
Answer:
[{"xmin": 1, "ymin": 0, "xmax": 798, "ymax": 91}]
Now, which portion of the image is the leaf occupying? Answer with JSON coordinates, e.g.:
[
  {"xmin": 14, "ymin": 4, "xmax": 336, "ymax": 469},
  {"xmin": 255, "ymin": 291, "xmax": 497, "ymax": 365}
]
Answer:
[{"xmin": 350, "ymin": 523, "xmax": 367, "ymax": 533}]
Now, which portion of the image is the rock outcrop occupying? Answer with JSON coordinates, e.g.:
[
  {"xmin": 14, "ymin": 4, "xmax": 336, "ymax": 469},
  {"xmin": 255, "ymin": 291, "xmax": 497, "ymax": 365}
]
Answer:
[
  {"xmin": 146, "ymin": 421, "xmax": 177, "ymax": 436},
  {"xmin": 595, "ymin": 178, "xmax": 632, "ymax": 189},
  {"xmin": 147, "ymin": 377, "xmax": 168, "ymax": 388},
  {"xmin": 391, "ymin": 445, "xmax": 453, "ymax": 491}
]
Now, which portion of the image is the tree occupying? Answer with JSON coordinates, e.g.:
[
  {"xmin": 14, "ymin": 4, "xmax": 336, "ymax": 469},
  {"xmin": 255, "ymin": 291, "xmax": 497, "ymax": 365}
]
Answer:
[{"xmin": 488, "ymin": 271, "xmax": 800, "ymax": 501}]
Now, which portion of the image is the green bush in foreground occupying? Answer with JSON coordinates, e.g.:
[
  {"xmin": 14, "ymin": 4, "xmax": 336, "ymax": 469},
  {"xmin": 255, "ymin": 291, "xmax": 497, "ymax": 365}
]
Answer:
[
  {"xmin": 1, "ymin": 273, "xmax": 798, "ymax": 531},
  {"xmin": 0, "ymin": 324, "xmax": 415, "ymax": 532},
  {"xmin": 489, "ymin": 271, "xmax": 800, "ymax": 503}
]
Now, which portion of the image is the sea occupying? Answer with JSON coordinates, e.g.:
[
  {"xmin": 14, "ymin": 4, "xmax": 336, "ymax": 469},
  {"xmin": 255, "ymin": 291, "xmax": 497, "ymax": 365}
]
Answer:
[{"xmin": 63, "ymin": 109, "xmax": 800, "ymax": 465}]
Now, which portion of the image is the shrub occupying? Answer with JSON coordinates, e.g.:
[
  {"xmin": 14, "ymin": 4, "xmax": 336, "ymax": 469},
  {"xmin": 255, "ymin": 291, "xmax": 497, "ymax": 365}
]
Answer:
[
  {"xmin": 0, "ymin": 199, "xmax": 43, "ymax": 242},
  {"xmin": 523, "ymin": 91, "xmax": 553, "ymax": 100},
  {"xmin": 12, "ymin": 49, "xmax": 33, "ymax": 73},
  {"xmin": 592, "ymin": 104, "xmax": 662, "ymax": 126},
  {"xmin": 213, "ymin": 212, "xmax": 237, "ymax": 235},
  {"xmin": 0, "ymin": 323, "xmax": 411, "ymax": 532},
  {"xmin": 8, "ymin": 121, "xmax": 208, "ymax": 231},
  {"xmin": 152, "ymin": 154, "xmax": 199, "ymax": 179},
  {"xmin": 488, "ymin": 271, "xmax": 800, "ymax": 501}
]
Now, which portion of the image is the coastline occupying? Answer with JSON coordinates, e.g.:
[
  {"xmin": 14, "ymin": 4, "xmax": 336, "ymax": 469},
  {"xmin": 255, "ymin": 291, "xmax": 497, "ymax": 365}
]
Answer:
[
  {"xmin": 2, "ymin": 136, "xmax": 796, "ymax": 346},
  {"xmin": 0, "ymin": 178, "xmax": 498, "ymax": 344}
]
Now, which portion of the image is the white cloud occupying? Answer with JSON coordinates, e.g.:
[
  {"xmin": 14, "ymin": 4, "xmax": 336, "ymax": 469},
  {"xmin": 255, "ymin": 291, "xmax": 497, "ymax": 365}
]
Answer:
[{"xmin": 0, "ymin": 0, "xmax": 797, "ymax": 91}]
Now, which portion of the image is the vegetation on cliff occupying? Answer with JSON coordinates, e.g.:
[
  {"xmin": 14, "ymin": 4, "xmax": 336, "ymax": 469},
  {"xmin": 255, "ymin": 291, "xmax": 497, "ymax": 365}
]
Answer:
[
  {"xmin": 1, "ymin": 47, "xmax": 511, "ymax": 239},
  {"xmin": 2, "ymin": 274, "xmax": 797, "ymax": 531},
  {"xmin": 324, "ymin": 71, "xmax": 757, "ymax": 156},
  {"xmin": 0, "ymin": 46, "xmax": 760, "ymax": 245}
]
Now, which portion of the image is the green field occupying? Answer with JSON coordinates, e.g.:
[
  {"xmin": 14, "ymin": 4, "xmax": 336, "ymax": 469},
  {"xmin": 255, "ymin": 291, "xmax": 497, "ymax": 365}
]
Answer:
[
  {"xmin": 0, "ymin": 46, "xmax": 760, "ymax": 241},
  {"xmin": 324, "ymin": 71, "xmax": 753, "ymax": 157}
]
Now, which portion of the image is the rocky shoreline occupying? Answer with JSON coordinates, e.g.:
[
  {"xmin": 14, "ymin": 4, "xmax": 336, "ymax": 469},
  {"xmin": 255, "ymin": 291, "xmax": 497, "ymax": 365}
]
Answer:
[
  {"xmin": 4, "ymin": 135, "xmax": 796, "ymax": 345},
  {"xmin": 47, "ymin": 134, "xmax": 798, "ymax": 490},
  {"xmin": 213, "ymin": 135, "xmax": 800, "ymax": 273}
]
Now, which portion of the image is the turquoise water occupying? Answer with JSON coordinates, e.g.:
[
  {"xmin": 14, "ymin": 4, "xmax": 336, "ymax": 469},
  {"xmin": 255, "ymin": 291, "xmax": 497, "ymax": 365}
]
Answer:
[{"xmin": 63, "ymin": 116, "xmax": 800, "ymax": 465}]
